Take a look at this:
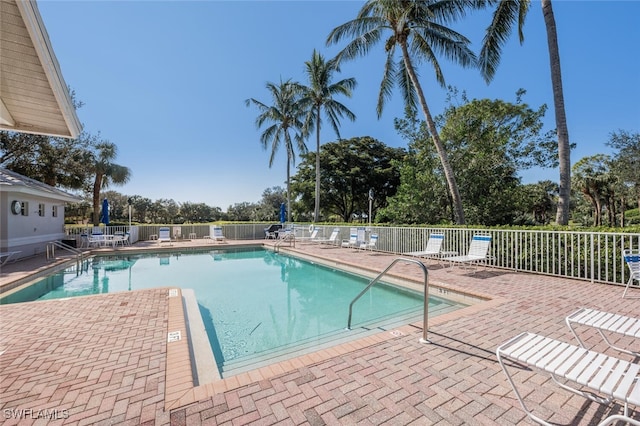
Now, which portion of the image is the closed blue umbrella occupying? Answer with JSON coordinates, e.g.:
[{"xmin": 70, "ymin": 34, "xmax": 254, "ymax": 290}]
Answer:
[
  {"xmin": 279, "ymin": 203, "xmax": 286, "ymax": 224},
  {"xmin": 100, "ymin": 199, "xmax": 110, "ymax": 225}
]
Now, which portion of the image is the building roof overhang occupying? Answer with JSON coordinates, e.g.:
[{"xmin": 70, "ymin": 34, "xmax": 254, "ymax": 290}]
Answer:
[
  {"xmin": 0, "ymin": 167, "xmax": 82, "ymax": 203},
  {"xmin": 0, "ymin": 0, "xmax": 82, "ymax": 139}
]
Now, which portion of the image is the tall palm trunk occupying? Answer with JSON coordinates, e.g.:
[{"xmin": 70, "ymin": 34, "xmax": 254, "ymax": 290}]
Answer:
[
  {"xmin": 314, "ymin": 105, "xmax": 321, "ymax": 222},
  {"xmin": 92, "ymin": 173, "xmax": 103, "ymax": 226},
  {"xmin": 400, "ymin": 44, "xmax": 466, "ymax": 224},
  {"xmin": 542, "ymin": 0, "xmax": 571, "ymax": 225}
]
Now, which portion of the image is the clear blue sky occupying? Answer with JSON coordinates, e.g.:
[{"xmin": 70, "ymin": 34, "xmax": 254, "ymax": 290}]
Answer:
[{"xmin": 38, "ymin": 1, "xmax": 640, "ymax": 211}]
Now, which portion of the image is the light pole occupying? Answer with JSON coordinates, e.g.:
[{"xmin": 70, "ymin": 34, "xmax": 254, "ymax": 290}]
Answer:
[
  {"xmin": 127, "ymin": 197, "xmax": 132, "ymax": 230},
  {"xmin": 368, "ymin": 188, "xmax": 374, "ymax": 226}
]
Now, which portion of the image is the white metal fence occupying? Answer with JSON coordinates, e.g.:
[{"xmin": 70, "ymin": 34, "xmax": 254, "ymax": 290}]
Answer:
[{"xmin": 65, "ymin": 223, "xmax": 639, "ymax": 287}]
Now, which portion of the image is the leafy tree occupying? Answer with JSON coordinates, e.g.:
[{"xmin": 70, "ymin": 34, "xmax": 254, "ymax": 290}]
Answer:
[
  {"xmin": 327, "ymin": 0, "xmax": 479, "ymax": 224},
  {"xmin": 606, "ymin": 130, "xmax": 640, "ymax": 211},
  {"xmin": 480, "ymin": 0, "xmax": 572, "ymax": 225},
  {"xmin": 246, "ymin": 79, "xmax": 307, "ymax": 222},
  {"xmin": 180, "ymin": 202, "xmax": 218, "ymax": 223},
  {"xmin": 296, "ymin": 50, "xmax": 357, "ymax": 222},
  {"xmin": 254, "ymin": 186, "xmax": 287, "ymax": 221},
  {"xmin": 514, "ymin": 181, "xmax": 558, "ymax": 225},
  {"xmin": 88, "ymin": 140, "xmax": 131, "ymax": 225},
  {"xmin": 0, "ymin": 131, "xmax": 92, "ymax": 189},
  {"xmin": 385, "ymin": 92, "xmax": 557, "ymax": 225},
  {"xmin": 572, "ymin": 155, "xmax": 612, "ymax": 226},
  {"xmin": 226, "ymin": 202, "xmax": 260, "ymax": 222},
  {"xmin": 131, "ymin": 196, "xmax": 153, "ymax": 223},
  {"xmin": 291, "ymin": 136, "xmax": 405, "ymax": 222}
]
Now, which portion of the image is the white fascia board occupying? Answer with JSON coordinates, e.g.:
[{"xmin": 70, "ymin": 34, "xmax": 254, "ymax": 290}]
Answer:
[
  {"xmin": 15, "ymin": 0, "xmax": 82, "ymax": 139},
  {"xmin": 0, "ymin": 98, "xmax": 16, "ymax": 126}
]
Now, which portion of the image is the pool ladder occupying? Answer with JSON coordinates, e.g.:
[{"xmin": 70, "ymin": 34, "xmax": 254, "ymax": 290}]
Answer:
[
  {"xmin": 346, "ymin": 257, "xmax": 431, "ymax": 343},
  {"xmin": 46, "ymin": 241, "xmax": 90, "ymax": 275},
  {"xmin": 273, "ymin": 233, "xmax": 295, "ymax": 252}
]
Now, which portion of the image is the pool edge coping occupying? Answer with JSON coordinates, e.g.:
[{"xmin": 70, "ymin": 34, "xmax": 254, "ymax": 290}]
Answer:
[{"xmin": 163, "ymin": 245, "xmax": 508, "ymax": 411}]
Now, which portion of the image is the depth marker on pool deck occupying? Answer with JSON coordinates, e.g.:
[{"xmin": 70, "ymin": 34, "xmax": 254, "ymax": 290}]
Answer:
[{"xmin": 168, "ymin": 331, "xmax": 181, "ymax": 342}]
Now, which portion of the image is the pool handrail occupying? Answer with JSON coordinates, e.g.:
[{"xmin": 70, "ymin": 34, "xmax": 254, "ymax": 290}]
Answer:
[{"xmin": 346, "ymin": 257, "xmax": 430, "ymax": 343}]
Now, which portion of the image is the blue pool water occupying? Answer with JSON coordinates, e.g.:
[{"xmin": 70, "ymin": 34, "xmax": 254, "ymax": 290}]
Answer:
[{"xmin": 2, "ymin": 247, "xmax": 465, "ymax": 374}]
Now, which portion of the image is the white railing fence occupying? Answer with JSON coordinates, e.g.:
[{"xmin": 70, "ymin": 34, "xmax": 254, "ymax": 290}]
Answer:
[{"xmin": 64, "ymin": 223, "xmax": 639, "ymax": 287}]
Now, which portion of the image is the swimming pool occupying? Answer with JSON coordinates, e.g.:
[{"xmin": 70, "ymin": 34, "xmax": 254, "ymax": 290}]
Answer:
[{"xmin": 2, "ymin": 247, "xmax": 467, "ymax": 376}]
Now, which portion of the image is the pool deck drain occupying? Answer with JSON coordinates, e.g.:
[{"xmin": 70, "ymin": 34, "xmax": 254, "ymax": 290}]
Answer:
[{"xmin": 0, "ymin": 239, "xmax": 639, "ymax": 425}]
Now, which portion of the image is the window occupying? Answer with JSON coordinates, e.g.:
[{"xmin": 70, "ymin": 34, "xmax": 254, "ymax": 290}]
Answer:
[
  {"xmin": 39, "ymin": 203, "xmax": 45, "ymax": 217},
  {"xmin": 21, "ymin": 202, "xmax": 29, "ymax": 216},
  {"xmin": 52, "ymin": 205, "xmax": 58, "ymax": 217}
]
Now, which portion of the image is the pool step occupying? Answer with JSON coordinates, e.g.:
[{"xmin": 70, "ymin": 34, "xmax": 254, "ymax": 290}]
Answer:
[{"xmin": 219, "ymin": 303, "xmax": 460, "ymax": 377}]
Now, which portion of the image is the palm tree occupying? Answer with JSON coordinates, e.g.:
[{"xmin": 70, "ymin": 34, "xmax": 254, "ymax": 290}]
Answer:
[
  {"xmin": 479, "ymin": 0, "xmax": 571, "ymax": 225},
  {"xmin": 89, "ymin": 141, "xmax": 131, "ymax": 225},
  {"xmin": 296, "ymin": 50, "xmax": 357, "ymax": 223},
  {"xmin": 327, "ymin": 0, "xmax": 478, "ymax": 224},
  {"xmin": 246, "ymin": 79, "xmax": 307, "ymax": 222}
]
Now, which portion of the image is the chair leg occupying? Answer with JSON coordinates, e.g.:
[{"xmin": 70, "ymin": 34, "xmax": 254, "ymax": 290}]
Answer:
[
  {"xmin": 496, "ymin": 351, "xmax": 553, "ymax": 426},
  {"xmin": 622, "ymin": 277, "xmax": 640, "ymax": 299}
]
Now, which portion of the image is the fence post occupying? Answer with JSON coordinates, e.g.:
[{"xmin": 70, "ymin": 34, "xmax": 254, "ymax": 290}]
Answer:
[{"xmin": 590, "ymin": 233, "xmax": 595, "ymax": 284}]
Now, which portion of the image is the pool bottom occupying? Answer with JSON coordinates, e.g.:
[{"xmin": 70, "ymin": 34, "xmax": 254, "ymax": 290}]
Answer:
[{"xmin": 181, "ymin": 287, "xmax": 465, "ymax": 380}]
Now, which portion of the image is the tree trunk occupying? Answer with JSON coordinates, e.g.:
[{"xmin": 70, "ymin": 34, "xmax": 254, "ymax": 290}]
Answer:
[
  {"xmin": 314, "ymin": 105, "xmax": 321, "ymax": 222},
  {"xmin": 542, "ymin": 0, "xmax": 571, "ymax": 225},
  {"xmin": 92, "ymin": 174, "xmax": 103, "ymax": 226},
  {"xmin": 400, "ymin": 44, "xmax": 465, "ymax": 224},
  {"xmin": 286, "ymin": 155, "xmax": 291, "ymax": 223}
]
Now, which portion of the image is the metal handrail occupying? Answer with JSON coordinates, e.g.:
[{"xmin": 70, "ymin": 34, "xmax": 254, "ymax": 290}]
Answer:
[
  {"xmin": 46, "ymin": 241, "xmax": 88, "ymax": 274},
  {"xmin": 346, "ymin": 257, "xmax": 431, "ymax": 343},
  {"xmin": 273, "ymin": 233, "xmax": 295, "ymax": 252}
]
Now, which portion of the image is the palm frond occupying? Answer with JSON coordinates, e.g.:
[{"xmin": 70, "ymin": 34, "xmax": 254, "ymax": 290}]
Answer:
[{"xmin": 479, "ymin": 0, "xmax": 527, "ymax": 83}]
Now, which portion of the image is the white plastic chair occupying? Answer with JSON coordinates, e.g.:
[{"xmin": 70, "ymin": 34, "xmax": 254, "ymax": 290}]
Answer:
[
  {"xmin": 158, "ymin": 227, "xmax": 171, "ymax": 243},
  {"xmin": 360, "ymin": 234, "xmax": 378, "ymax": 250},
  {"xmin": 497, "ymin": 332, "xmax": 640, "ymax": 426},
  {"xmin": 315, "ymin": 228, "xmax": 340, "ymax": 246},
  {"xmin": 442, "ymin": 234, "xmax": 492, "ymax": 271},
  {"xmin": 341, "ymin": 228, "xmax": 358, "ymax": 248},
  {"xmin": 404, "ymin": 232, "xmax": 444, "ymax": 258},
  {"xmin": 623, "ymin": 249, "xmax": 640, "ymax": 299}
]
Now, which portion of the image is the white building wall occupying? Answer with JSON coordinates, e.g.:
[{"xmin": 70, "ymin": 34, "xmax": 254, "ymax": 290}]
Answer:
[{"xmin": 1, "ymin": 191, "xmax": 67, "ymax": 258}]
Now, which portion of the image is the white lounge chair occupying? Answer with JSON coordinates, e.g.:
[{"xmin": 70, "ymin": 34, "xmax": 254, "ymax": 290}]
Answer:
[
  {"xmin": 211, "ymin": 226, "xmax": 226, "ymax": 243},
  {"xmin": 315, "ymin": 228, "xmax": 340, "ymax": 246},
  {"xmin": 173, "ymin": 226, "xmax": 182, "ymax": 240},
  {"xmin": 0, "ymin": 251, "xmax": 20, "ymax": 266},
  {"xmin": 497, "ymin": 331, "xmax": 640, "ymax": 426},
  {"xmin": 341, "ymin": 228, "xmax": 358, "ymax": 248},
  {"xmin": 158, "ymin": 227, "xmax": 171, "ymax": 243},
  {"xmin": 87, "ymin": 233, "xmax": 105, "ymax": 247},
  {"xmin": 566, "ymin": 308, "xmax": 639, "ymax": 357},
  {"xmin": 360, "ymin": 234, "xmax": 378, "ymax": 250},
  {"xmin": 298, "ymin": 227, "xmax": 319, "ymax": 243},
  {"xmin": 442, "ymin": 234, "xmax": 492, "ymax": 270},
  {"xmin": 404, "ymin": 232, "xmax": 444, "ymax": 258},
  {"xmin": 623, "ymin": 249, "xmax": 640, "ymax": 299}
]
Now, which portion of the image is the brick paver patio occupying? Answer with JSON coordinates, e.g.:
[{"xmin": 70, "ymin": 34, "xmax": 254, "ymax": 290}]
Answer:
[{"xmin": 1, "ymin": 240, "xmax": 638, "ymax": 425}]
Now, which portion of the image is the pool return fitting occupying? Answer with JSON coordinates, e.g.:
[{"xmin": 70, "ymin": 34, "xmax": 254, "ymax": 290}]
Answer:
[{"xmin": 346, "ymin": 257, "xmax": 431, "ymax": 344}]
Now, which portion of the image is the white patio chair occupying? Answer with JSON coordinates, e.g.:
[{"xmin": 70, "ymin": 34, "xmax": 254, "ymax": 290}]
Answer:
[
  {"xmin": 315, "ymin": 228, "xmax": 340, "ymax": 246},
  {"xmin": 566, "ymin": 308, "xmax": 639, "ymax": 356},
  {"xmin": 359, "ymin": 233, "xmax": 378, "ymax": 250},
  {"xmin": 341, "ymin": 228, "xmax": 358, "ymax": 248},
  {"xmin": 623, "ymin": 248, "xmax": 640, "ymax": 299},
  {"xmin": 497, "ymin": 332, "xmax": 640, "ymax": 426},
  {"xmin": 158, "ymin": 227, "xmax": 171, "ymax": 243},
  {"xmin": 442, "ymin": 234, "xmax": 492, "ymax": 271},
  {"xmin": 404, "ymin": 232, "xmax": 445, "ymax": 258},
  {"xmin": 0, "ymin": 251, "xmax": 21, "ymax": 266},
  {"xmin": 297, "ymin": 227, "xmax": 319, "ymax": 243},
  {"xmin": 212, "ymin": 226, "xmax": 226, "ymax": 243}
]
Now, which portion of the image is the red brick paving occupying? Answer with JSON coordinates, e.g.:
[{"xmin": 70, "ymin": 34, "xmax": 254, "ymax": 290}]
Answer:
[{"xmin": 0, "ymin": 240, "xmax": 638, "ymax": 425}]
